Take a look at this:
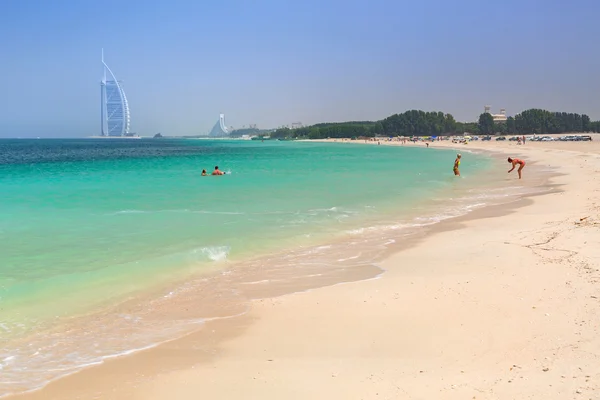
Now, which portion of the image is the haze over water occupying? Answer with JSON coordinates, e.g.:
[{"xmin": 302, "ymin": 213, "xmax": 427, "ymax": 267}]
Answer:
[{"xmin": 1, "ymin": 139, "xmax": 511, "ymax": 395}]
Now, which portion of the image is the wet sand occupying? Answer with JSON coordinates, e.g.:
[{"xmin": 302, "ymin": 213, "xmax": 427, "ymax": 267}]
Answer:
[{"xmin": 10, "ymin": 136, "xmax": 600, "ymax": 399}]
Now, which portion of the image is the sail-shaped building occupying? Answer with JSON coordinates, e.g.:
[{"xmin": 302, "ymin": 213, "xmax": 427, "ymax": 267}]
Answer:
[
  {"xmin": 100, "ymin": 51, "xmax": 131, "ymax": 136},
  {"xmin": 209, "ymin": 114, "xmax": 230, "ymax": 137}
]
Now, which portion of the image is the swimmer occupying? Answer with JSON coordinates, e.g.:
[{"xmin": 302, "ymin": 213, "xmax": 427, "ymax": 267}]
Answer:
[
  {"xmin": 453, "ymin": 154, "xmax": 461, "ymax": 176},
  {"xmin": 201, "ymin": 169, "xmax": 207, "ymax": 176},
  {"xmin": 507, "ymin": 157, "xmax": 525, "ymax": 179},
  {"xmin": 212, "ymin": 166, "xmax": 225, "ymax": 176}
]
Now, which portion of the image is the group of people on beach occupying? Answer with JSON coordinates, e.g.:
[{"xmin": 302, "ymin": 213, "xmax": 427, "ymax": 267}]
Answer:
[
  {"xmin": 453, "ymin": 154, "xmax": 525, "ymax": 179},
  {"xmin": 201, "ymin": 166, "xmax": 226, "ymax": 176}
]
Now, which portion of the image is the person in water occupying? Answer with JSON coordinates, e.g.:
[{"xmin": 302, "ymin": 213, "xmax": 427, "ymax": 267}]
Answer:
[
  {"xmin": 212, "ymin": 166, "xmax": 225, "ymax": 175},
  {"xmin": 201, "ymin": 169, "xmax": 207, "ymax": 176},
  {"xmin": 453, "ymin": 154, "xmax": 461, "ymax": 176},
  {"xmin": 507, "ymin": 157, "xmax": 525, "ymax": 179}
]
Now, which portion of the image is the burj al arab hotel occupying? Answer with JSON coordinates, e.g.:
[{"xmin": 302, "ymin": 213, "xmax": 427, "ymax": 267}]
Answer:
[{"xmin": 100, "ymin": 50, "xmax": 131, "ymax": 136}]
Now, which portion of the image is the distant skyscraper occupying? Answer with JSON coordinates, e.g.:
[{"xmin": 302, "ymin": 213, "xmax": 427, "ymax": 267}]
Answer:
[
  {"xmin": 100, "ymin": 50, "xmax": 130, "ymax": 136},
  {"xmin": 209, "ymin": 114, "xmax": 230, "ymax": 137}
]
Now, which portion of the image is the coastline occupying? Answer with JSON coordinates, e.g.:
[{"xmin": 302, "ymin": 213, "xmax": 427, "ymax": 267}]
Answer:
[{"xmin": 10, "ymin": 138, "xmax": 600, "ymax": 399}]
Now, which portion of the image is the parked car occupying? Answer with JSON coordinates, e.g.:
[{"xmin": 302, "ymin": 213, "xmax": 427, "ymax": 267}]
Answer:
[
  {"xmin": 482, "ymin": 136, "xmax": 492, "ymax": 141},
  {"xmin": 495, "ymin": 136, "xmax": 506, "ymax": 141}
]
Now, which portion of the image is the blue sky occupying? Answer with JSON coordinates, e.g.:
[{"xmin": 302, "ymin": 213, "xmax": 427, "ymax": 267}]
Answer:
[{"xmin": 0, "ymin": 0, "xmax": 599, "ymax": 137}]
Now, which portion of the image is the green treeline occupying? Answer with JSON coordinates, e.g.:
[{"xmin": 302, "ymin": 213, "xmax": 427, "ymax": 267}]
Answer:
[
  {"xmin": 509, "ymin": 109, "xmax": 595, "ymax": 135},
  {"xmin": 381, "ymin": 111, "xmax": 456, "ymax": 137},
  {"xmin": 271, "ymin": 122, "xmax": 377, "ymax": 139},
  {"xmin": 270, "ymin": 108, "xmax": 600, "ymax": 139},
  {"xmin": 479, "ymin": 109, "xmax": 600, "ymax": 135}
]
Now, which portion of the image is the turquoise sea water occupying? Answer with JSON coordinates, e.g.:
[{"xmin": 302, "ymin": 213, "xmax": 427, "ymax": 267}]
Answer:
[{"xmin": 0, "ymin": 139, "xmax": 499, "ymax": 395}]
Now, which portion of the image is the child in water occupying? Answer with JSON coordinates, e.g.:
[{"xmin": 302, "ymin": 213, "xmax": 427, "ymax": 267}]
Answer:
[
  {"xmin": 453, "ymin": 154, "xmax": 461, "ymax": 176},
  {"xmin": 201, "ymin": 169, "xmax": 207, "ymax": 176}
]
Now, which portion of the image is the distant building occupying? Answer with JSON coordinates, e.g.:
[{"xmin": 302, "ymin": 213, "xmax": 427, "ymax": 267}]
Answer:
[
  {"xmin": 209, "ymin": 114, "xmax": 230, "ymax": 137},
  {"xmin": 484, "ymin": 105, "xmax": 507, "ymax": 123},
  {"xmin": 100, "ymin": 50, "xmax": 131, "ymax": 136}
]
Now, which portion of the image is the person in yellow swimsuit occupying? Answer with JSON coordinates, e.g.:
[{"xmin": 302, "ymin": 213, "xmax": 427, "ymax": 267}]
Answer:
[{"xmin": 453, "ymin": 154, "xmax": 461, "ymax": 176}]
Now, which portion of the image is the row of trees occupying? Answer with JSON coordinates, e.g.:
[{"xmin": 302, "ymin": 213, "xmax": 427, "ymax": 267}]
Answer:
[
  {"xmin": 272, "ymin": 111, "xmax": 460, "ymax": 139},
  {"xmin": 380, "ymin": 111, "xmax": 457, "ymax": 136},
  {"xmin": 478, "ymin": 109, "xmax": 599, "ymax": 135},
  {"xmin": 270, "ymin": 109, "xmax": 600, "ymax": 139},
  {"xmin": 271, "ymin": 122, "xmax": 377, "ymax": 139}
]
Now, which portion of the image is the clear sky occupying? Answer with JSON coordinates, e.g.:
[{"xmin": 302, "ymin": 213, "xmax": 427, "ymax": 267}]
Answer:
[{"xmin": 0, "ymin": 0, "xmax": 599, "ymax": 137}]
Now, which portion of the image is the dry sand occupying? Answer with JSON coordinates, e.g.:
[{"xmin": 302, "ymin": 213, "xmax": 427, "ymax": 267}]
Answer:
[{"xmin": 11, "ymin": 138, "xmax": 600, "ymax": 400}]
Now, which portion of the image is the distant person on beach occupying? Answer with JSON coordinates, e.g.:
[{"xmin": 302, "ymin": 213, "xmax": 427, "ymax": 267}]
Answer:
[
  {"xmin": 426, "ymin": 142, "xmax": 429, "ymax": 148},
  {"xmin": 507, "ymin": 157, "xmax": 525, "ymax": 179},
  {"xmin": 212, "ymin": 166, "xmax": 225, "ymax": 175},
  {"xmin": 201, "ymin": 169, "xmax": 207, "ymax": 176},
  {"xmin": 453, "ymin": 154, "xmax": 461, "ymax": 176}
]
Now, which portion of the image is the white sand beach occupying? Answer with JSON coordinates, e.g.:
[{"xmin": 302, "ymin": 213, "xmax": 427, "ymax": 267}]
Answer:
[{"xmin": 12, "ymin": 137, "xmax": 600, "ymax": 400}]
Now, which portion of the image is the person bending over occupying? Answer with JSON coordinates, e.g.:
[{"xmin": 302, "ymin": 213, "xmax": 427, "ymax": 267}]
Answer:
[{"xmin": 507, "ymin": 157, "xmax": 525, "ymax": 179}]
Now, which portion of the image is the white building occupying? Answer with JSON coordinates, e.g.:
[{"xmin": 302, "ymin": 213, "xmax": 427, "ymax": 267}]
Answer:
[
  {"xmin": 484, "ymin": 105, "xmax": 507, "ymax": 123},
  {"xmin": 100, "ymin": 50, "xmax": 131, "ymax": 136},
  {"xmin": 209, "ymin": 114, "xmax": 230, "ymax": 137}
]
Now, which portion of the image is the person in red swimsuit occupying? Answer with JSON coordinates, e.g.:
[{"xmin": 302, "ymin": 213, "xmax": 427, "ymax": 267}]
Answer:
[{"xmin": 507, "ymin": 157, "xmax": 525, "ymax": 179}]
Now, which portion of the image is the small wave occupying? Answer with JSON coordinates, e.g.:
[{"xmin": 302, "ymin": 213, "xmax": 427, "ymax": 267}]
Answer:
[
  {"xmin": 346, "ymin": 223, "xmax": 414, "ymax": 235},
  {"xmin": 307, "ymin": 206, "xmax": 339, "ymax": 213},
  {"xmin": 191, "ymin": 210, "xmax": 245, "ymax": 215},
  {"xmin": 287, "ymin": 219, "xmax": 307, "ymax": 225},
  {"xmin": 112, "ymin": 209, "xmax": 149, "ymax": 215},
  {"xmin": 0, "ymin": 305, "xmax": 249, "ymax": 398},
  {"xmin": 189, "ymin": 246, "xmax": 230, "ymax": 262},
  {"xmin": 109, "ymin": 209, "xmax": 245, "ymax": 216},
  {"xmin": 239, "ymin": 279, "xmax": 273, "ymax": 285},
  {"xmin": 200, "ymin": 246, "xmax": 230, "ymax": 262},
  {"xmin": 337, "ymin": 254, "xmax": 361, "ymax": 262},
  {"xmin": 314, "ymin": 245, "xmax": 332, "ymax": 252},
  {"xmin": 468, "ymin": 186, "xmax": 522, "ymax": 193},
  {"xmin": 306, "ymin": 206, "xmax": 358, "ymax": 215}
]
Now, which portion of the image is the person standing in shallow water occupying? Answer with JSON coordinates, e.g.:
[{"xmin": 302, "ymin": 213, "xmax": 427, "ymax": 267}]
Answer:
[
  {"xmin": 507, "ymin": 157, "xmax": 525, "ymax": 179},
  {"xmin": 453, "ymin": 154, "xmax": 461, "ymax": 176}
]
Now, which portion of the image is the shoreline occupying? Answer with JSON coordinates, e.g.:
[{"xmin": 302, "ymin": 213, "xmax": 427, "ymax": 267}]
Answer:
[
  {"xmin": 1, "ymin": 144, "xmax": 506, "ymax": 396},
  {"xmin": 2, "ymin": 145, "xmax": 511, "ymax": 397},
  {"xmin": 9, "ymin": 139, "xmax": 600, "ymax": 399}
]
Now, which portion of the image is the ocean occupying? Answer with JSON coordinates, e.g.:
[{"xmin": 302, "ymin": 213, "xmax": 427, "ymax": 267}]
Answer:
[{"xmin": 0, "ymin": 138, "xmax": 525, "ymax": 395}]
